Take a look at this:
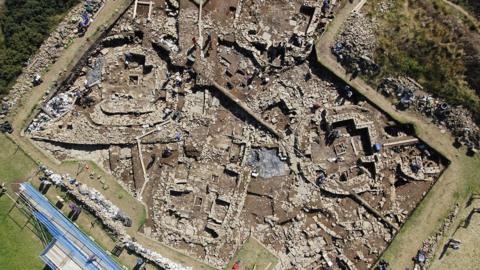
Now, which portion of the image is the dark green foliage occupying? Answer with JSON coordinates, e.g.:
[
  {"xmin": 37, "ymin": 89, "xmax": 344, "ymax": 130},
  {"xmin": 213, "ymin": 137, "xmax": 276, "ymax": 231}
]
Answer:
[{"xmin": 0, "ymin": 0, "xmax": 79, "ymax": 95}]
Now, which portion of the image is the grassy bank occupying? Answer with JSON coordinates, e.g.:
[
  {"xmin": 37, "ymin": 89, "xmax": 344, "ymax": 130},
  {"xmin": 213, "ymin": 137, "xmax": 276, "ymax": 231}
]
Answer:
[
  {"xmin": 365, "ymin": 0, "xmax": 480, "ymax": 121},
  {"xmin": 0, "ymin": 0, "xmax": 79, "ymax": 95},
  {"xmin": 0, "ymin": 134, "xmax": 139, "ymax": 269},
  {"xmin": 0, "ymin": 134, "xmax": 43, "ymax": 269},
  {"xmin": 225, "ymin": 237, "xmax": 278, "ymax": 270},
  {"xmin": 0, "ymin": 199, "xmax": 45, "ymax": 269},
  {"xmin": 381, "ymin": 151, "xmax": 480, "ymax": 264}
]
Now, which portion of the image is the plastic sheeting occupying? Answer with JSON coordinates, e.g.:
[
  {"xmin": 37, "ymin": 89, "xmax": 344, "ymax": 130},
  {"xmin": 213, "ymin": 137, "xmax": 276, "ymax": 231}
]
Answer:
[{"xmin": 20, "ymin": 183, "xmax": 123, "ymax": 270}]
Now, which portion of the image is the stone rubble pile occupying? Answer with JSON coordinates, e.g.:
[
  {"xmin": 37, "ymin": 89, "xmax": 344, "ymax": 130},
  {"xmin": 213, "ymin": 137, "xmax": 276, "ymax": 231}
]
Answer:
[
  {"xmin": 333, "ymin": 12, "xmax": 379, "ymax": 76},
  {"xmin": 123, "ymin": 240, "xmax": 192, "ymax": 270},
  {"xmin": 39, "ymin": 165, "xmax": 191, "ymax": 270},
  {"xmin": 379, "ymin": 77, "xmax": 480, "ymax": 150},
  {"xmin": 40, "ymin": 165, "xmax": 130, "ymax": 232},
  {"xmin": 0, "ymin": 0, "xmax": 107, "ymax": 119},
  {"xmin": 335, "ymin": 6, "xmax": 480, "ymax": 152},
  {"xmin": 420, "ymin": 203, "xmax": 459, "ymax": 268},
  {"xmin": 44, "ymin": 92, "xmax": 76, "ymax": 118},
  {"xmin": 439, "ymin": 108, "xmax": 480, "ymax": 150},
  {"xmin": 84, "ymin": 0, "xmax": 105, "ymax": 15},
  {"xmin": 26, "ymin": 113, "xmax": 52, "ymax": 133}
]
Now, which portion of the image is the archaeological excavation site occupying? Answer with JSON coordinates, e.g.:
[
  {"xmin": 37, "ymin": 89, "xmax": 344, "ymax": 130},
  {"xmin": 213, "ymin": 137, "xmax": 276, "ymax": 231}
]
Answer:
[{"xmin": 23, "ymin": 0, "xmax": 447, "ymax": 269}]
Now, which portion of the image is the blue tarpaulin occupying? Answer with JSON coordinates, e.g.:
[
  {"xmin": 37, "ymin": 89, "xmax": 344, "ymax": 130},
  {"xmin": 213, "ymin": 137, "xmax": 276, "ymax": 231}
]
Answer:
[
  {"xmin": 20, "ymin": 183, "xmax": 122, "ymax": 270},
  {"xmin": 79, "ymin": 12, "xmax": 91, "ymax": 28},
  {"xmin": 373, "ymin": 143, "xmax": 382, "ymax": 153}
]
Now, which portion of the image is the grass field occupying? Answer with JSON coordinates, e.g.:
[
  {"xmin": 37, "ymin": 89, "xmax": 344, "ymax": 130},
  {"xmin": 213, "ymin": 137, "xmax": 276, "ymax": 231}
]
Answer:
[
  {"xmin": 225, "ymin": 237, "xmax": 278, "ymax": 270},
  {"xmin": 429, "ymin": 198, "xmax": 480, "ymax": 269},
  {"xmin": 0, "ymin": 199, "xmax": 46, "ymax": 270},
  {"xmin": 0, "ymin": 134, "xmax": 147, "ymax": 269},
  {"xmin": 0, "ymin": 134, "xmax": 44, "ymax": 269}
]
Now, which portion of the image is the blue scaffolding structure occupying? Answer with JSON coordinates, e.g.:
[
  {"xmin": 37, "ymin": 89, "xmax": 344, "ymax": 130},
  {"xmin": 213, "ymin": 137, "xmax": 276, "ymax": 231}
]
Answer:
[{"xmin": 18, "ymin": 182, "xmax": 123, "ymax": 270}]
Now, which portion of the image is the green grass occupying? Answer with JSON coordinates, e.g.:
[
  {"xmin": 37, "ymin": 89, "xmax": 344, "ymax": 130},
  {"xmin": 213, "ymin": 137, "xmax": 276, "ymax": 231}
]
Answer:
[
  {"xmin": 381, "ymin": 151, "xmax": 480, "ymax": 264},
  {"xmin": 0, "ymin": 199, "xmax": 45, "ymax": 270},
  {"xmin": 0, "ymin": 135, "xmax": 129, "ymax": 269},
  {"xmin": 225, "ymin": 237, "xmax": 278, "ymax": 270},
  {"xmin": 452, "ymin": 155, "xmax": 480, "ymax": 198},
  {"xmin": 0, "ymin": 135, "xmax": 37, "ymax": 181},
  {"xmin": 0, "ymin": 0, "xmax": 80, "ymax": 95},
  {"xmin": 365, "ymin": 0, "xmax": 480, "ymax": 121},
  {"xmin": 60, "ymin": 159, "xmax": 147, "ymax": 233},
  {"xmin": 137, "ymin": 204, "xmax": 147, "ymax": 230},
  {"xmin": 0, "ymin": 134, "xmax": 44, "ymax": 269}
]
